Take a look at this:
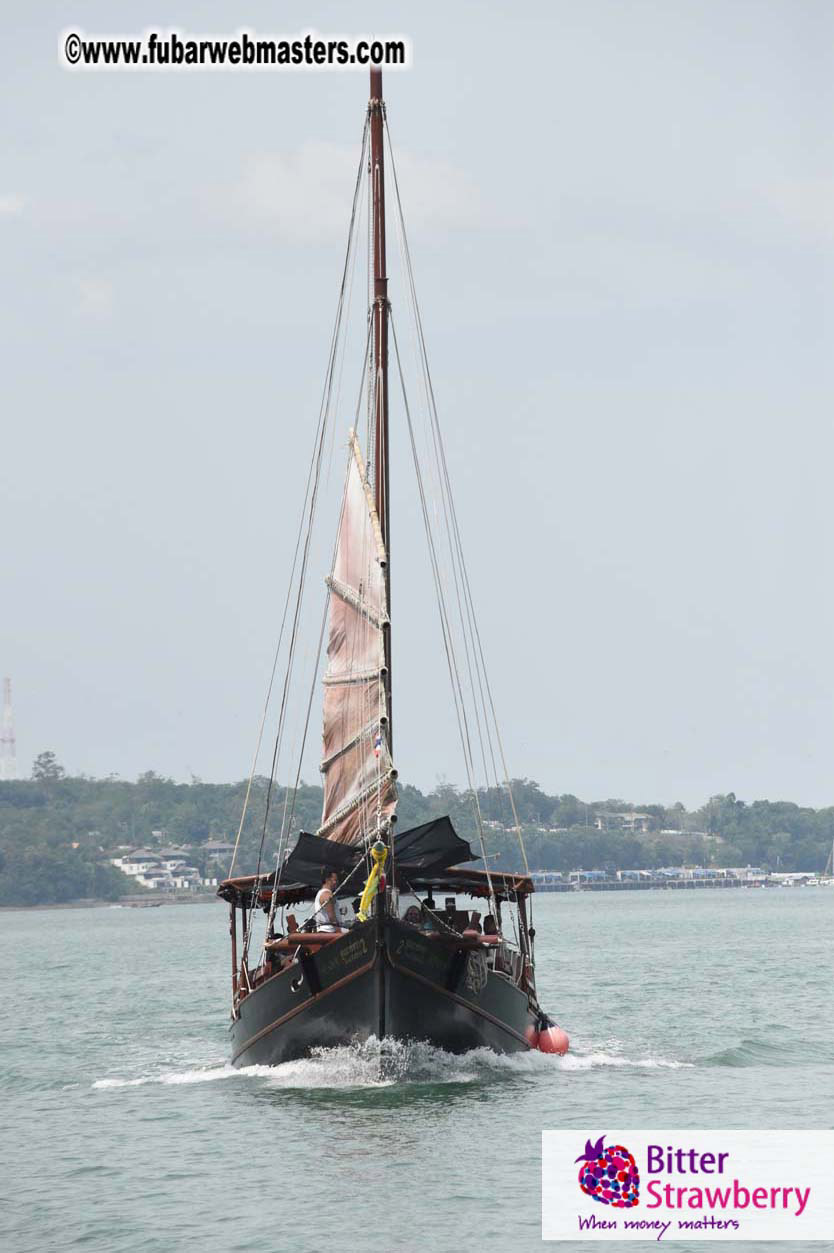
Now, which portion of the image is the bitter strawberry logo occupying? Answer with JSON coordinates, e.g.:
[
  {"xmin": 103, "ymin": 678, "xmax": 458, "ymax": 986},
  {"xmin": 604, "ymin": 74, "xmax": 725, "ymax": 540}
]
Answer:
[{"xmin": 576, "ymin": 1135, "xmax": 640, "ymax": 1208}]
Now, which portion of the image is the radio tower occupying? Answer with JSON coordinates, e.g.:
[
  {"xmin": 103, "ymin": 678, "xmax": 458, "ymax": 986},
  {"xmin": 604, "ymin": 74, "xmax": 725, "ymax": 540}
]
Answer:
[{"xmin": 1, "ymin": 678, "xmax": 17, "ymax": 781}]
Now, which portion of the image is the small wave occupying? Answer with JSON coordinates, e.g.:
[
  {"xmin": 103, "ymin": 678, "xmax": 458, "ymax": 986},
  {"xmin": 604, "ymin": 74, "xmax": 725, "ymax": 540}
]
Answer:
[{"xmin": 701, "ymin": 1036, "xmax": 834, "ymax": 1068}]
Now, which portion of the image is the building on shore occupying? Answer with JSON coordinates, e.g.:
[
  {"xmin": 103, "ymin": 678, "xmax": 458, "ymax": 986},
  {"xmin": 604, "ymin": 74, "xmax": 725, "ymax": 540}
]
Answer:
[
  {"xmin": 594, "ymin": 812, "xmax": 652, "ymax": 833},
  {"xmin": 109, "ymin": 848, "xmax": 212, "ymax": 891},
  {"xmin": 529, "ymin": 864, "xmax": 816, "ymax": 892}
]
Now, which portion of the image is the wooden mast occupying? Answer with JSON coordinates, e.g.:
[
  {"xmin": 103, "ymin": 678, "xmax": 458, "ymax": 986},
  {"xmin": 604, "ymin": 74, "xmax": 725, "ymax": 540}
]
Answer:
[{"xmin": 369, "ymin": 68, "xmax": 392, "ymax": 755}]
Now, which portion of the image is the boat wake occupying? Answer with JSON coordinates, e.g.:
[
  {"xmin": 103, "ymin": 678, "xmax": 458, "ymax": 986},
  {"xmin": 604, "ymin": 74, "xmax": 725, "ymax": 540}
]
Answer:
[
  {"xmin": 92, "ymin": 1064, "xmax": 249, "ymax": 1090},
  {"xmin": 92, "ymin": 1037, "xmax": 691, "ymax": 1091},
  {"xmin": 555, "ymin": 1050, "xmax": 693, "ymax": 1071}
]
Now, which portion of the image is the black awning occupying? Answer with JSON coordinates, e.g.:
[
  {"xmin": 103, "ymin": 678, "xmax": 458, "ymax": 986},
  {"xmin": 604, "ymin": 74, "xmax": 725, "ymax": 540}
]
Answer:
[
  {"xmin": 216, "ymin": 820, "xmax": 533, "ymax": 907},
  {"xmin": 279, "ymin": 831, "xmax": 368, "ymax": 893},
  {"xmin": 278, "ymin": 816, "xmax": 476, "ymax": 891},
  {"xmin": 393, "ymin": 815, "xmax": 475, "ymax": 872}
]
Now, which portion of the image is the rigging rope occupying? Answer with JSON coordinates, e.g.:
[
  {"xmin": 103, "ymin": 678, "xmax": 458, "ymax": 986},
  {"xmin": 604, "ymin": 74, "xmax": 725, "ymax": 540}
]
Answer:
[
  {"xmin": 388, "ymin": 178, "xmax": 497, "ymax": 804},
  {"xmin": 239, "ymin": 114, "xmax": 370, "ymax": 965},
  {"xmin": 384, "ymin": 115, "xmax": 531, "ymax": 878},
  {"xmin": 235, "ymin": 103, "xmax": 533, "ymax": 981},
  {"xmin": 262, "ymin": 447, "xmax": 350, "ymax": 947},
  {"xmin": 390, "ymin": 312, "xmax": 498, "ymax": 923},
  {"xmin": 263, "ymin": 309, "xmax": 386, "ymax": 954}
]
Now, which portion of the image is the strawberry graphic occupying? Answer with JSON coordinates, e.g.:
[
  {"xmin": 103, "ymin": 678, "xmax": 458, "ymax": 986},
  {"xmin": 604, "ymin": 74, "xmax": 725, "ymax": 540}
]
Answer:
[{"xmin": 576, "ymin": 1135, "xmax": 640, "ymax": 1208}]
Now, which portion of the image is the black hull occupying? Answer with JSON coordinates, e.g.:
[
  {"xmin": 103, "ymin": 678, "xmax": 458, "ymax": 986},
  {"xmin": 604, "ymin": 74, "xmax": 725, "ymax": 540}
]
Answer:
[{"xmin": 231, "ymin": 919, "xmax": 536, "ymax": 1067}]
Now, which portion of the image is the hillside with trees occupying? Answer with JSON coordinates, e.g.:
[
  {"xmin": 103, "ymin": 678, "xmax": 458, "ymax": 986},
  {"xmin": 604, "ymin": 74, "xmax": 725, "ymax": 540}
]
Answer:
[{"xmin": 1, "ymin": 752, "xmax": 831, "ymax": 905}]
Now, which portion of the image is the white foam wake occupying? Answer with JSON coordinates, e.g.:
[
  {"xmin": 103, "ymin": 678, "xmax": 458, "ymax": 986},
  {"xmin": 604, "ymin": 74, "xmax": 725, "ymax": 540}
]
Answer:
[
  {"xmin": 556, "ymin": 1051, "xmax": 694, "ymax": 1071},
  {"xmin": 92, "ymin": 1064, "xmax": 254, "ymax": 1089},
  {"xmin": 91, "ymin": 1037, "xmax": 691, "ymax": 1091}
]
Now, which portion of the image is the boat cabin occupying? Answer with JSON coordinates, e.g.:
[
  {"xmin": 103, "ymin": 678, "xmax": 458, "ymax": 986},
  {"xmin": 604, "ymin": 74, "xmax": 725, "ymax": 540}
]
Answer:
[{"xmin": 218, "ymin": 848, "xmax": 536, "ymax": 1012}]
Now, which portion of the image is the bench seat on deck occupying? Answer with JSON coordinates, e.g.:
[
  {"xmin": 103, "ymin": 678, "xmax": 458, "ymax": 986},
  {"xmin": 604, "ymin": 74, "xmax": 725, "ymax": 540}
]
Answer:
[{"xmin": 265, "ymin": 931, "xmax": 346, "ymax": 953}]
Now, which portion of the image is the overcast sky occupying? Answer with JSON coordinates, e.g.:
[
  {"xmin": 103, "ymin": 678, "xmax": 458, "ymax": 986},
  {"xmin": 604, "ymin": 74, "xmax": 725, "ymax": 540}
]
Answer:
[{"xmin": 1, "ymin": 2, "xmax": 832, "ymax": 807}]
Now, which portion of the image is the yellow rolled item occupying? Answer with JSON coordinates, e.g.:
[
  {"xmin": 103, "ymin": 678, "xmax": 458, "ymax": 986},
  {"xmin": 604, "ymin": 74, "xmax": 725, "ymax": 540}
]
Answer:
[{"xmin": 356, "ymin": 841, "xmax": 389, "ymax": 922}]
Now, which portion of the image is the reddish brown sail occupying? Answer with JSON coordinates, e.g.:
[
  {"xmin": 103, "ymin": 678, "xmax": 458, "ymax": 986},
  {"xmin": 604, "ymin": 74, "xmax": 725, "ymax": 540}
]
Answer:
[{"xmin": 317, "ymin": 430, "xmax": 396, "ymax": 845}]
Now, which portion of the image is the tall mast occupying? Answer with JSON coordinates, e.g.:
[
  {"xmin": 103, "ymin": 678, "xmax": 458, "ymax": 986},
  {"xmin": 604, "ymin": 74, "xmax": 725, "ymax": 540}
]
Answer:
[{"xmin": 369, "ymin": 68, "xmax": 392, "ymax": 754}]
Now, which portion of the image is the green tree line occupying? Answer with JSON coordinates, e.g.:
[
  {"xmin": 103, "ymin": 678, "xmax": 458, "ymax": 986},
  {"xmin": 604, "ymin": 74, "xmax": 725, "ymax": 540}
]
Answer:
[{"xmin": 0, "ymin": 753, "xmax": 831, "ymax": 904}]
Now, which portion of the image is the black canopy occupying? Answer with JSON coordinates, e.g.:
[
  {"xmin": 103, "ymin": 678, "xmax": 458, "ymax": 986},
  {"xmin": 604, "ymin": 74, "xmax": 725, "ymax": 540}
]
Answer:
[
  {"xmin": 279, "ymin": 816, "xmax": 475, "ymax": 891},
  {"xmin": 393, "ymin": 816, "xmax": 474, "ymax": 871},
  {"xmin": 217, "ymin": 818, "xmax": 536, "ymax": 906}
]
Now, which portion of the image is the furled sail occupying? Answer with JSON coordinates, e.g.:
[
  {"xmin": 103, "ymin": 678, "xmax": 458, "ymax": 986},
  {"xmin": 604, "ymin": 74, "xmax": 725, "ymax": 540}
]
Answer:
[{"xmin": 317, "ymin": 431, "xmax": 396, "ymax": 845}]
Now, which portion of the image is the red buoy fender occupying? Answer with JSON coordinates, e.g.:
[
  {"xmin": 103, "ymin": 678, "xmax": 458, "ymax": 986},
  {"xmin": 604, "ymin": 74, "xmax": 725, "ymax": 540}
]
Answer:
[
  {"xmin": 538, "ymin": 1025, "xmax": 570, "ymax": 1055},
  {"xmin": 524, "ymin": 1023, "xmax": 540, "ymax": 1049}
]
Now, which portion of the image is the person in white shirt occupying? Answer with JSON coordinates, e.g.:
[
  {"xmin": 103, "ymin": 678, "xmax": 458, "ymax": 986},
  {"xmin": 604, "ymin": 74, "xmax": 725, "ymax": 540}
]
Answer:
[{"xmin": 313, "ymin": 868, "xmax": 340, "ymax": 932}]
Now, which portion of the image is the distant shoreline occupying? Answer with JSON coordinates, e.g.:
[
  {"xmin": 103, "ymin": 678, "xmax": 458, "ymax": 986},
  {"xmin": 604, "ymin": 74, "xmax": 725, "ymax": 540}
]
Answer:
[
  {"xmin": 0, "ymin": 894, "xmax": 221, "ymax": 912},
  {"xmin": 3, "ymin": 884, "xmax": 832, "ymax": 912}
]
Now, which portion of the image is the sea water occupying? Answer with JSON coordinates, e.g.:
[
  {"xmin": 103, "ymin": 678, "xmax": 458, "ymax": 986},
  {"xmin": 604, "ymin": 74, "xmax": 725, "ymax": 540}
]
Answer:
[{"xmin": 2, "ymin": 890, "xmax": 832, "ymax": 1252}]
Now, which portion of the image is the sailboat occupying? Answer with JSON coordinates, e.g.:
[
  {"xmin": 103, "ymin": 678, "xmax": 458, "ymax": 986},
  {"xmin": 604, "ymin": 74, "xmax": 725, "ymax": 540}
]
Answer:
[{"xmin": 218, "ymin": 70, "xmax": 569, "ymax": 1067}]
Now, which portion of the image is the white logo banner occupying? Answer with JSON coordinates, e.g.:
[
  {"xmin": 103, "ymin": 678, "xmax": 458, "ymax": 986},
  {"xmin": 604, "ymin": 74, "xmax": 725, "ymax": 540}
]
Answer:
[{"xmin": 542, "ymin": 1130, "xmax": 834, "ymax": 1241}]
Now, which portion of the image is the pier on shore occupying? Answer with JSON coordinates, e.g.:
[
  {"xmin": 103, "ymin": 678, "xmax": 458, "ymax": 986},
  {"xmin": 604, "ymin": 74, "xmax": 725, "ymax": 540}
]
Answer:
[{"xmin": 530, "ymin": 869, "xmax": 828, "ymax": 893}]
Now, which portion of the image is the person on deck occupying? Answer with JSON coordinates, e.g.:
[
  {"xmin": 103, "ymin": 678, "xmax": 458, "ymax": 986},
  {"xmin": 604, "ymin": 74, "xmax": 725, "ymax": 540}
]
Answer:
[
  {"xmin": 420, "ymin": 901, "xmax": 438, "ymax": 932},
  {"xmin": 313, "ymin": 868, "xmax": 341, "ymax": 933}
]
